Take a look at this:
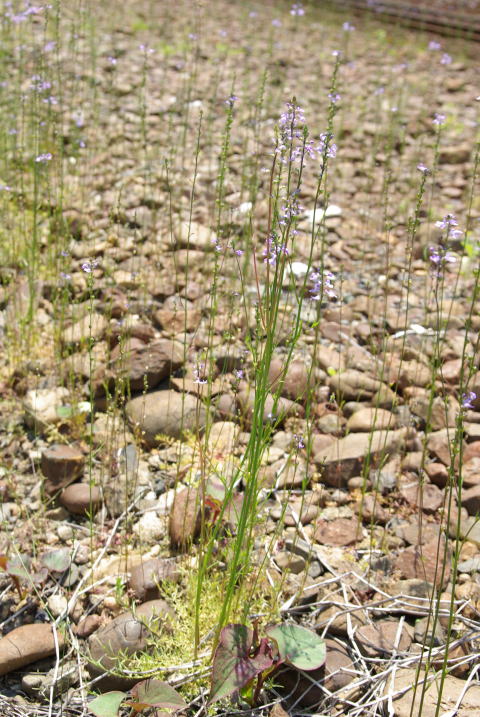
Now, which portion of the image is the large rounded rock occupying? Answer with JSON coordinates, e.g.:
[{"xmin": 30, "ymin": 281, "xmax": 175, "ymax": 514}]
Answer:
[
  {"xmin": 101, "ymin": 340, "xmax": 184, "ymax": 394},
  {"xmin": 86, "ymin": 600, "xmax": 175, "ymax": 691},
  {"xmin": 0, "ymin": 624, "xmax": 65, "ymax": 676},
  {"xmin": 126, "ymin": 390, "xmax": 208, "ymax": 446},
  {"xmin": 169, "ymin": 486, "xmax": 202, "ymax": 549}
]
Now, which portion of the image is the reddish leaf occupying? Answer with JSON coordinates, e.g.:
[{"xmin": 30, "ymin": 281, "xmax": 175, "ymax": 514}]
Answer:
[{"xmin": 209, "ymin": 624, "xmax": 273, "ymax": 704}]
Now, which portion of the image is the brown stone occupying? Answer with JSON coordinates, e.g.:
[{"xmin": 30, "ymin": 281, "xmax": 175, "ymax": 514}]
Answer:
[
  {"xmin": 129, "ymin": 558, "xmax": 180, "ymax": 601},
  {"xmin": 60, "ymin": 483, "xmax": 102, "ymax": 516},
  {"xmin": 76, "ymin": 614, "xmax": 102, "ymax": 639},
  {"xmin": 0, "ymin": 624, "xmax": 65, "ymax": 676},
  {"xmin": 384, "ymin": 668, "xmax": 480, "ymax": 716},
  {"xmin": 126, "ymin": 390, "xmax": 208, "ymax": 446},
  {"xmin": 41, "ymin": 444, "xmax": 85, "ymax": 496},
  {"xmin": 461, "ymin": 485, "xmax": 480, "ymax": 515},
  {"xmin": 425, "ymin": 462, "xmax": 448, "ymax": 488},
  {"xmin": 346, "ymin": 407, "xmax": 396, "ymax": 432},
  {"xmin": 314, "ymin": 518, "xmax": 361, "ymax": 546},
  {"xmin": 398, "ymin": 479, "xmax": 444, "ymax": 513},
  {"xmin": 356, "ymin": 619, "xmax": 412, "ymax": 657},
  {"xmin": 274, "ymin": 638, "xmax": 355, "ymax": 708},
  {"xmin": 169, "ymin": 487, "xmax": 202, "ymax": 549},
  {"xmin": 237, "ymin": 387, "xmax": 304, "ymax": 427},
  {"xmin": 104, "ymin": 339, "xmax": 184, "ymax": 393},
  {"xmin": 314, "ymin": 429, "xmax": 407, "ymax": 488},
  {"xmin": 394, "ymin": 537, "xmax": 451, "ymax": 589},
  {"xmin": 268, "ymin": 358, "xmax": 310, "ymax": 403}
]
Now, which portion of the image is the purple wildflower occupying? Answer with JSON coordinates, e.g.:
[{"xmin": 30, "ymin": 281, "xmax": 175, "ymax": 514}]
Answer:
[
  {"xmin": 440, "ymin": 53, "xmax": 452, "ymax": 65},
  {"xmin": 342, "ymin": 21, "xmax": 355, "ymax": 31},
  {"xmin": 234, "ymin": 369, "xmax": 244, "ymax": 379},
  {"xmin": 193, "ymin": 363, "xmax": 208, "ymax": 384},
  {"xmin": 293, "ymin": 433, "xmax": 305, "ymax": 449},
  {"xmin": 429, "ymin": 245, "xmax": 456, "ymax": 276},
  {"xmin": 417, "ymin": 163, "xmax": 429, "ymax": 173},
  {"xmin": 35, "ymin": 152, "xmax": 52, "ymax": 163},
  {"xmin": 433, "ymin": 112, "xmax": 445, "ymax": 126},
  {"xmin": 309, "ymin": 268, "xmax": 336, "ymax": 301},
  {"xmin": 328, "ymin": 92, "xmax": 341, "ymax": 104},
  {"xmin": 435, "ymin": 213, "xmax": 463, "ymax": 241},
  {"xmin": 462, "ymin": 391, "xmax": 476, "ymax": 409},
  {"xmin": 317, "ymin": 132, "xmax": 337, "ymax": 159},
  {"xmin": 271, "ymin": 18, "xmax": 282, "ymax": 27},
  {"xmin": 81, "ymin": 260, "xmax": 98, "ymax": 273},
  {"xmin": 290, "ymin": 3, "xmax": 305, "ymax": 16},
  {"xmin": 428, "ymin": 41, "xmax": 441, "ymax": 50},
  {"xmin": 225, "ymin": 94, "xmax": 239, "ymax": 107},
  {"xmin": 263, "ymin": 234, "xmax": 289, "ymax": 266}
]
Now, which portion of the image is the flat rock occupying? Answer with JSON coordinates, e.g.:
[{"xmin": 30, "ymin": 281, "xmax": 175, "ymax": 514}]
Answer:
[
  {"xmin": 21, "ymin": 659, "xmax": 78, "ymax": 700},
  {"xmin": 314, "ymin": 428, "xmax": 407, "ymax": 487},
  {"xmin": 314, "ymin": 517, "xmax": 361, "ymax": 546},
  {"xmin": 394, "ymin": 537, "xmax": 451, "ymax": 589},
  {"xmin": 60, "ymin": 483, "xmax": 102, "ymax": 515},
  {"xmin": 384, "ymin": 668, "xmax": 480, "ymax": 716},
  {"xmin": 346, "ymin": 407, "xmax": 396, "ymax": 432},
  {"xmin": 0, "ymin": 624, "xmax": 65, "ymax": 676},
  {"xmin": 356, "ymin": 619, "xmax": 412, "ymax": 656},
  {"xmin": 398, "ymin": 479, "xmax": 444, "ymax": 513},
  {"xmin": 327, "ymin": 369, "xmax": 384, "ymax": 400},
  {"xmin": 126, "ymin": 390, "xmax": 208, "ymax": 446},
  {"xmin": 461, "ymin": 484, "xmax": 480, "ymax": 515}
]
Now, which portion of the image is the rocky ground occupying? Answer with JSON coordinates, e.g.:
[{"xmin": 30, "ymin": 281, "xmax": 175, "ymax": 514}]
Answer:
[{"xmin": 0, "ymin": 0, "xmax": 480, "ymax": 715}]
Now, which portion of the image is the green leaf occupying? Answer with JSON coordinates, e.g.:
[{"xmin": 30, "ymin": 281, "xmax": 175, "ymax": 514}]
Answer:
[
  {"xmin": 40, "ymin": 548, "xmax": 71, "ymax": 573},
  {"xmin": 128, "ymin": 679, "xmax": 187, "ymax": 710},
  {"xmin": 88, "ymin": 691, "xmax": 126, "ymax": 717},
  {"xmin": 209, "ymin": 624, "xmax": 273, "ymax": 704},
  {"xmin": 265, "ymin": 624, "xmax": 326, "ymax": 671}
]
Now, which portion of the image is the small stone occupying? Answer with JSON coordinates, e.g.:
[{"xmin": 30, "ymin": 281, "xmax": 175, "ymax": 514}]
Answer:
[
  {"xmin": 41, "ymin": 444, "xmax": 85, "ymax": 497},
  {"xmin": 314, "ymin": 429, "xmax": 407, "ymax": 488},
  {"xmin": 47, "ymin": 594, "xmax": 68, "ymax": 619},
  {"xmin": 21, "ymin": 660, "xmax": 78, "ymax": 700},
  {"xmin": 133, "ymin": 512, "xmax": 165, "ymax": 543},
  {"xmin": 384, "ymin": 668, "xmax": 480, "ymax": 716},
  {"xmin": 399, "ymin": 479, "xmax": 444, "ymax": 513},
  {"xmin": 414, "ymin": 616, "xmax": 445, "ymax": 646},
  {"xmin": 60, "ymin": 483, "xmax": 102, "ymax": 515},
  {"xmin": 274, "ymin": 551, "xmax": 306, "ymax": 574},
  {"xmin": 76, "ymin": 614, "xmax": 102, "ymax": 639},
  {"xmin": 129, "ymin": 558, "xmax": 180, "ymax": 601},
  {"xmin": 0, "ymin": 624, "xmax": 65, "ymax": 676},
  {"xmin": 169, "ymin": 486, "xmax": 202, "ymax": 549}
]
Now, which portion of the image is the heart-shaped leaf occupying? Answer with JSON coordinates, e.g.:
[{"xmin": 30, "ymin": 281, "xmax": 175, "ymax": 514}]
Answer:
[
  {"xmin": 266, "ymin": 623, "xmax": 326, "ymax": 671},
  {"xmin": 128, "ymin": 679, "xmax": 186, "ymax": 710},
  {"xmin": 41, "ymin": 548, "xmax": 71, "ymax": 573},
  {"xmin": 209, "ymin": 624, "xmax": 273, "ymax": 704},
  {"xmin": 88, "ymin": 691, "xmax": 126, "ymax": 717},
  {"xmin": 6, "ymin": 554, "xmax": 31, "ymax": 580}
]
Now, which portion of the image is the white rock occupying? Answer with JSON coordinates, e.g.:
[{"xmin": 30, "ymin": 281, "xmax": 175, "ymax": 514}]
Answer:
[
  {"xmin": 133, "ymin": 512, "xmax": 165, "ymax": 542},
  {"xmin": 47, "ymin": 594, "xmax": 68, "ymax": 619},
  {"xmin": 24, "ymin": 387, "xmax": 69, "ymax": 432}
]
